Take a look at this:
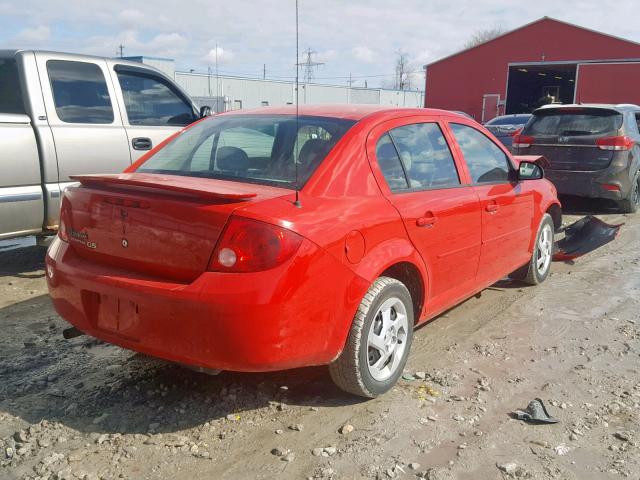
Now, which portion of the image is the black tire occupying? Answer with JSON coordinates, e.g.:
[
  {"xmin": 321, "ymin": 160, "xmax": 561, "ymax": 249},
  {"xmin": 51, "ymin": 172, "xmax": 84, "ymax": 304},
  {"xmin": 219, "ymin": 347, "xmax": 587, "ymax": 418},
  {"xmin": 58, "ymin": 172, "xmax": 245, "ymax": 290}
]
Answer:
[
  {"xmin": 619, "ymin": 174, "xmax": 639, "ymax": 214},
  {"xmin": 329, "ymin": 276, "xmax": 414, "ymax": 398},
  {"xmin": 509, "ymin": 213, "xmax": 554, "ymax": 286}
]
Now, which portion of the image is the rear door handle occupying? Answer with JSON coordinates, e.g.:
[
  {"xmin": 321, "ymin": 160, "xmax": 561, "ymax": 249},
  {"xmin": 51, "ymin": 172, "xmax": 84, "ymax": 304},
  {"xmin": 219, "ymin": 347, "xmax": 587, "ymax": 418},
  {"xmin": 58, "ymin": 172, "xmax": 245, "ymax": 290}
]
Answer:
[
  {"xmin": 132, "ymin": 137, "xmax": 153, "ymax": 151},
  {"xmin": 485, "ymin": 202, "xmax": 499, "ymax": 213},
  {"xmin": 416, "ymin": 213, "xmax": 437, "ymax": 228}
]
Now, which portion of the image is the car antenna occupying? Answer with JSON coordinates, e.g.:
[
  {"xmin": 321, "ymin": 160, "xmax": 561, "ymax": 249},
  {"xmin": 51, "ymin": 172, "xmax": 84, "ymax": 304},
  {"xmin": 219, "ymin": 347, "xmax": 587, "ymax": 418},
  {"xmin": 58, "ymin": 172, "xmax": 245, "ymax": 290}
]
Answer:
[{"xmin": 293, "ymin": 0, "xmax": 302, "ymax": 208}]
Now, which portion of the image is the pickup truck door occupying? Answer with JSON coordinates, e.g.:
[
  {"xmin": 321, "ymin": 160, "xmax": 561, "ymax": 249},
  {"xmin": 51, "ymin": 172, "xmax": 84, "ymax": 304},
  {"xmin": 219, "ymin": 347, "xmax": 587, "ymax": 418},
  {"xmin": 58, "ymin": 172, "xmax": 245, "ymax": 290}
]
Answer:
[
  {"xmin": 35, "ymin": 53, "xmax": 131, "ymax": 191},
  {"xmin": 108, "ymin": 63, "xmax": 199, "ymax": 162},
  {"xmin": 0, "ymin": 114, "xmax": 43, "ymax": 239}
]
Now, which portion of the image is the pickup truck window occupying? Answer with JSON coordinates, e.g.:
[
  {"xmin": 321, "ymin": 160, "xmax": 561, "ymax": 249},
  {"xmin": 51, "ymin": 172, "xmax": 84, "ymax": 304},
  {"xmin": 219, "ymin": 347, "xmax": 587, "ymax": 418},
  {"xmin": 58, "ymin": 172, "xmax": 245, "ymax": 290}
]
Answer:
[
  {"xmin": 47, "ymin": 60, "xmax": 114, "ymax": 124},
  {"xmin": 0, "ymin": 58, "xmax": 25, "ymax": 114},
  {"xmin": 116, "ymin": 70, "xmax": 195, "ymax": 127}
]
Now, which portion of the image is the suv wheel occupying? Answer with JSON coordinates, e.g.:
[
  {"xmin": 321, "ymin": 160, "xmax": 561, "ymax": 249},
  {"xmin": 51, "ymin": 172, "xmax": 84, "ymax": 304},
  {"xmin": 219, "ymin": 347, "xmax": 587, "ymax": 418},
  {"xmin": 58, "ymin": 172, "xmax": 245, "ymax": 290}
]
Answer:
[
  {"xmin": 329, "ymin": 277, "xmax": 414, "ymax": 398},
  {"xmin": 619, "ymin": 174, "xmax": 639, "ymax": 214}
]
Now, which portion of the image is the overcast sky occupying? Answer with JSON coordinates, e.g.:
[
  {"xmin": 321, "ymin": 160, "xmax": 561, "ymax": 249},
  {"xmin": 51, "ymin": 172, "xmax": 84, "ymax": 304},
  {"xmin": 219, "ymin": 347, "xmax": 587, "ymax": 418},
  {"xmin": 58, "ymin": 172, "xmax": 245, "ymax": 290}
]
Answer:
[{"xmin": 1, "ymin": 0, "xmax": 638, "ymax": 88}]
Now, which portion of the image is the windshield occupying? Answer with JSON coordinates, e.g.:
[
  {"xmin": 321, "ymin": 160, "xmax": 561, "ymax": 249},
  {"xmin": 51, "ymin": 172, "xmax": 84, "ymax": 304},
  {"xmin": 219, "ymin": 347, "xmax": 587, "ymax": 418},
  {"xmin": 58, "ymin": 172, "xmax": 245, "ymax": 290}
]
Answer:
[
  {"xmin": 525, "ymin": 109, "xmax": 622, "ymax": 136},
  {"xmin": 137, "ymin": 114, "xmax": 355, "ymax": 188}
]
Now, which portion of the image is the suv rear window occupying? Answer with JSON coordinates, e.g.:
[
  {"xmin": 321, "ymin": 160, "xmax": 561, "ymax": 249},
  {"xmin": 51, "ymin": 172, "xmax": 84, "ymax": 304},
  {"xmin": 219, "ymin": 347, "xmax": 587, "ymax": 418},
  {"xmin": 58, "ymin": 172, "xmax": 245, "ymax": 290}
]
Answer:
[
  {"xmin": 0, "ymin": 58, "xmax": 25, "ymax": 114},
  {"xmin": 525, "ymin": 108, "xmax": 622, "ymax": 136},
  {"xmin": 137, "ymin": 115, "xmax": 355, "ymax": 188}
]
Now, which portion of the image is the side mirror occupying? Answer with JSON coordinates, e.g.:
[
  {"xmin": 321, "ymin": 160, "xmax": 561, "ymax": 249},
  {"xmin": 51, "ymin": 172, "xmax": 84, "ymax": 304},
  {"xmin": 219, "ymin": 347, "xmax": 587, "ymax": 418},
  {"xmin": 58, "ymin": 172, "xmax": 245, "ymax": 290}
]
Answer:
[
  {"xmin": 518, "ymin": 161, "xmax": 544, "ymax": 180},
  {"xmin": 199, "ymin": 105, "xmax": 212, "ymax": 118}
]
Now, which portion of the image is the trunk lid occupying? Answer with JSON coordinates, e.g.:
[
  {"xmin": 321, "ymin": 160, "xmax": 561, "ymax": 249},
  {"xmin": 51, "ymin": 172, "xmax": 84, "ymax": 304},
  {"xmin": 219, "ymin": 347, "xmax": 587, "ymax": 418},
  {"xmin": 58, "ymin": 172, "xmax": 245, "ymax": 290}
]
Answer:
[{"xmin": 62, "ymin": 173, "xmax": 289, "ymax": 281}]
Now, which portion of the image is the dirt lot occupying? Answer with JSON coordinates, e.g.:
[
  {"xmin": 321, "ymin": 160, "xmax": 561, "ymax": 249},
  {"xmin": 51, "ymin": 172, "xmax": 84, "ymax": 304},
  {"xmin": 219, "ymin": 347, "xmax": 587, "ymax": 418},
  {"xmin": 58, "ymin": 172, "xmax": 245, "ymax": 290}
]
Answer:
[{"xmin": 1, "ymin": 209, "xmax": 639, "ymax": 480}]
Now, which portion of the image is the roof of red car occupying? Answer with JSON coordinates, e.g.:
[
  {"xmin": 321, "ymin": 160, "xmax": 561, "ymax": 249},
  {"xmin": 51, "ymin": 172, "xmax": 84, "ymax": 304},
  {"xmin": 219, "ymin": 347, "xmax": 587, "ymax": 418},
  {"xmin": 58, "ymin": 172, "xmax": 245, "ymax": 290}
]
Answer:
[{"xmin": 216, "ymin": 104, "xmax": 456, "ymax": 121}]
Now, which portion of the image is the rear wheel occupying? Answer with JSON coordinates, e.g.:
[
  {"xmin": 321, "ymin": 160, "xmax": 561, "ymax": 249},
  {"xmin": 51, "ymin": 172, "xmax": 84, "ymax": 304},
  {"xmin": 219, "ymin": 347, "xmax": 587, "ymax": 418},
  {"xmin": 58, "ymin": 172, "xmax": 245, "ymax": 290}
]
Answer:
[
  {"xmin": 619, "ymin": 174, "xmax": 639, "ymax": 214},
  {"xmin": 510, "ymin": 213, "xmax": 554, "ymax": 285},
  {"xmin": 329, "ymin": 277, "xmax": 413, "ymax": 398}
]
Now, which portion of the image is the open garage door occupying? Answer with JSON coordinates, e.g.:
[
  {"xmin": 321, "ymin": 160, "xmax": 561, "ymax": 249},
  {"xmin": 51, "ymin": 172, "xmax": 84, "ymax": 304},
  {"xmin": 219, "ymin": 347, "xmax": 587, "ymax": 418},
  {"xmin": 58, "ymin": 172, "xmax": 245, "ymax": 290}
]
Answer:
[
  {"xmin": 505, "ymin": 64, "xmax": 577, "ymax": 114},
  {"xmin": 575, "ymin": 62, "xmax": 640, "ymax": 104}
]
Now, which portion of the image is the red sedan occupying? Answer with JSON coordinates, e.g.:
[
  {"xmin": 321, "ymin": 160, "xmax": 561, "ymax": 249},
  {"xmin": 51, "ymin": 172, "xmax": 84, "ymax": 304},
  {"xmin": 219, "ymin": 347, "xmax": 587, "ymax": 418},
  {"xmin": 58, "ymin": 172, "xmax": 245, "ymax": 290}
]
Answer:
[{"xmin": 46, "ymin": 105, "xmax": 560, "ymax": 397}]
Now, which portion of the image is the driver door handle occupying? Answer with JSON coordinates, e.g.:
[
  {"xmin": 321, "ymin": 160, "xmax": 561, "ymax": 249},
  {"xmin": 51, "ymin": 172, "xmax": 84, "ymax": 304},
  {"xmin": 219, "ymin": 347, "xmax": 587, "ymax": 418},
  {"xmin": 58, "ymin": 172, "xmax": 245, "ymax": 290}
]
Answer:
[{"xmin": 132, "ymin": 137, "xmax": 153, "ymax": 151}]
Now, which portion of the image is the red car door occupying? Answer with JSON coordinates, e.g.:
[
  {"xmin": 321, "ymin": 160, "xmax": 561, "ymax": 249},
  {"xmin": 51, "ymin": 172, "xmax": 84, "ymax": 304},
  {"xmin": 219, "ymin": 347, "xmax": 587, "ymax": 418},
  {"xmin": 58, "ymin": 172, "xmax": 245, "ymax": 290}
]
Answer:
[
  {"xmin": 448, "ymin": 122, "xmax": 535, "ymax": 285},
  {"xmin": 367, "ymin": 118, "xmax": 482, "ymax": 317}
]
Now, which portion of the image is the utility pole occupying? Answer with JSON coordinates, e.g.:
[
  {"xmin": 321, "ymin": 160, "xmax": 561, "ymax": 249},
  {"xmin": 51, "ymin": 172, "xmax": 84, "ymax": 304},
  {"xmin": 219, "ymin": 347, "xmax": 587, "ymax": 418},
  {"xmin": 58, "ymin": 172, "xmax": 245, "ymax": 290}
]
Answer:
[
  {"xmin": 263, "ymin": 63, "xmax": 266, "ymax": 80},
  {"xmin": 215, "ymin": 42, "xmax": 220, "ymax": 109},
  {"xmin": 116, "ymin": 44, "xmax": 125, "ymax": 58},
  {"xmin": 296, "ymin": 48, "xmax": 324, "ymax": 84},
  {"xmin": 207, "ymin": 66, "xmax": 212, "ymax": 98}
]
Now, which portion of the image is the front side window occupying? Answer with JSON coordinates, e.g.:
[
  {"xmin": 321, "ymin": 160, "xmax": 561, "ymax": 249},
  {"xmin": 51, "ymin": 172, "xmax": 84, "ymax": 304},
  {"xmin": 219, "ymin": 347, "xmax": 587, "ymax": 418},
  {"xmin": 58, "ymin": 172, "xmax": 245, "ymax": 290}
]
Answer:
[
  {"xmin": 137, "ymin": 115, "xmax": 355, "ymax": 188},
  {"xmin": 0, "ymin": 58, "xmax": 25, "ymax": 114},
  {"xmin": 116, "ymin": 70, "xmax": 195, "ymax": 126},
  {"xmin": 47, "ymin": 60, "xmax": 114, "ymax": 124},
  {"xmin": 450, "ymin": 123, "xmax": 511, "ymax": 184},
  {"xmin": 388, "ymin": 123, "xmax": 459, "ymax": 189}
]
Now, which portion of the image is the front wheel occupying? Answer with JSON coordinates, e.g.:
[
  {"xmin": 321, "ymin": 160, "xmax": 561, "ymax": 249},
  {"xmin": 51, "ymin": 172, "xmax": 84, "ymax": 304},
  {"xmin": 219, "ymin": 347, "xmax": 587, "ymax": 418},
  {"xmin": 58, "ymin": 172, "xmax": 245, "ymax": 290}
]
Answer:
[
  {"xmin": 510, "ymin": 213, "xmax": 554, "ymax": 285},
  {"xmin": 329, "ymin": 277, "xmax": 414, "ymax": 398}
]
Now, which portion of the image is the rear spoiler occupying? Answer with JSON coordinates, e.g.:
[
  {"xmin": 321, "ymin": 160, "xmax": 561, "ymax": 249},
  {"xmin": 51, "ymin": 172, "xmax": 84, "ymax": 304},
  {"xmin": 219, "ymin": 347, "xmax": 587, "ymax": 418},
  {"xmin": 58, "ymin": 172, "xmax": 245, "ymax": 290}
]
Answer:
[
  {"xmin": 69, "ymin": 173, "xmax": 258, "ymax": 200},
  {"xmin": 512, "ymin": 155, "xmax": 551, "ymax": 170}
]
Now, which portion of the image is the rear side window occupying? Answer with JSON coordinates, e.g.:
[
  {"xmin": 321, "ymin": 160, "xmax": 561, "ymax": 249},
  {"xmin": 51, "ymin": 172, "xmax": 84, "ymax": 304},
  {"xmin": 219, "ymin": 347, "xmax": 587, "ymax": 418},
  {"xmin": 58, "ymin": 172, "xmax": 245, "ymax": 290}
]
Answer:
[
  {"xmin": 376, "ymin": 134, "xmax": 409, "ymax": 191},
  {"xmin": 388, "ymin": 123, "xmax": 459, "ymax": 189},
  {"xmin": 116, "ymin": 70, "xmax": 195, "ymax": 126},
  {"xmin": 137, "ymin": 115, "xmax": 354, "ymax": 188},
  {"xmin": 525, "ymin": 109, "xmax": 622, "ymax": 136},
  {"xmin": 0, "ymin": 58, "xmax": 25, "ymax": 114},
  {"xmin": 47, "ymin": 60, "xmax": 114, "ymax": 124},
  {"xmin": 450, "ymin": 123, "xmax": 511, "ymax": 184}
]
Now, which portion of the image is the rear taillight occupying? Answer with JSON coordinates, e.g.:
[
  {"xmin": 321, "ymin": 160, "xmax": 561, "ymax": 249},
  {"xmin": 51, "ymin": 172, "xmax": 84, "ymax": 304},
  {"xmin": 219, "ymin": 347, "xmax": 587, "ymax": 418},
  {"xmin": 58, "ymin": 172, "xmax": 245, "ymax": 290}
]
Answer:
[
  {"xmin": 208, "ymin": 217, "xmax": 303, "ymax": 272},
  {"xmin": 596, "ymin": 136, "xmax": 635, "ymax": 151},
  {"xmin": 58, "ymin": 210, "xmax": 69, "ymax": 242},
  {"xmin": 512, "ymin": 133, "xmax": 534, "ymax": 148},
  {"xmin": 508, "ymin": 127, "xmax": 522, "ymax": 137}
]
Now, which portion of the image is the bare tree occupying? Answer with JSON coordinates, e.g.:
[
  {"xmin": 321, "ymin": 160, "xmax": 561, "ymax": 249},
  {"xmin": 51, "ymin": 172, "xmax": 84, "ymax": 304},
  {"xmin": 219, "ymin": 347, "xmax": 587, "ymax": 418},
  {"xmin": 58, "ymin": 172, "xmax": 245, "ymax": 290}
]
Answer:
[
  {"xmin": 464, "ymin": 26, "xmax": 505, "ymax": 49},
  {"xmin": 394, "ymin": 50, "xmax": 412, "ymax": 91}
]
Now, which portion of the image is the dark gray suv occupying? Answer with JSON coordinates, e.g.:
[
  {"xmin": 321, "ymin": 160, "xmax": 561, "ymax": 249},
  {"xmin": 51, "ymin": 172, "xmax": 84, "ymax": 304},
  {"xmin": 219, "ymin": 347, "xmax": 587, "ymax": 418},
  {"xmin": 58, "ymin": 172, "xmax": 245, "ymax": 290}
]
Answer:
[{"xmin": 513, "ymin": 104, "xmax": 640, "ymax": 213}]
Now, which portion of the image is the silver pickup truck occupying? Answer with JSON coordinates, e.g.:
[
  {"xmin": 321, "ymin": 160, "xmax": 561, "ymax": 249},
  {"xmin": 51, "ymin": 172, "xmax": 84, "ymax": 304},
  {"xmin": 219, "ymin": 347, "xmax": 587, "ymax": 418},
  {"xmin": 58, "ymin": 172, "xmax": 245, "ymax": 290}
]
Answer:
[{"xmin": 0, "ymin": 50, "xmax": 208, "ymax": 240}]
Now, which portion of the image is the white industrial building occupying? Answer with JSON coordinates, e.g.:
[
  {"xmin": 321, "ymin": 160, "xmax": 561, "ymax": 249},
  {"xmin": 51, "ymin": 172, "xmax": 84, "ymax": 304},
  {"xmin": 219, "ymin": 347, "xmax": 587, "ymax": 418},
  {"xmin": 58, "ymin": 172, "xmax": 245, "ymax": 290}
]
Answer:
[{"xmin": 125, "ymin": 56, "xmax": 425, "ymax": 112}]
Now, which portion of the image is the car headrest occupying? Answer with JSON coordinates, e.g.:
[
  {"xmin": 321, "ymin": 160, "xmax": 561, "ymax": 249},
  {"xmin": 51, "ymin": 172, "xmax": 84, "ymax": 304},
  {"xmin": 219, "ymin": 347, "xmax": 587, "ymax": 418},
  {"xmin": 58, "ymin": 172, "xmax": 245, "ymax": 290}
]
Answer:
[
  {"xmin": 299, "ymin": 139, "xmax": 330, "ymax": 167},
  {"xmin": 217, "ymin": 146, "xmax": 249, "ymax": 171}
]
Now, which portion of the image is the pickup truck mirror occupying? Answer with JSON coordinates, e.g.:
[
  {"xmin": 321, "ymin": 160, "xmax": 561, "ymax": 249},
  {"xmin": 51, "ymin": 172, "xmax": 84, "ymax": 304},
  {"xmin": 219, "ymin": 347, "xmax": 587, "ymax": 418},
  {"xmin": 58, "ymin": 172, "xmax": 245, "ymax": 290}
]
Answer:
[
  {"xmin": 518, "ymin": 161, "xmax": 544, "ymax": 181},
  {"xmin": 199, "ymin": 105, "xmax": 212, "ymax": 118}
]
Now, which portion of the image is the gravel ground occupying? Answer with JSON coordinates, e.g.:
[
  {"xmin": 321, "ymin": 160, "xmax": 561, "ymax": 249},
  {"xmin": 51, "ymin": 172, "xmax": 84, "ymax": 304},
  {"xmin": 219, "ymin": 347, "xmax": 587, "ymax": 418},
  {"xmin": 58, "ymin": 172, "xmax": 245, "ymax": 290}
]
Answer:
[{"xmin": 0, "ymin": 208, "xmax": 638, "ymax": 480}]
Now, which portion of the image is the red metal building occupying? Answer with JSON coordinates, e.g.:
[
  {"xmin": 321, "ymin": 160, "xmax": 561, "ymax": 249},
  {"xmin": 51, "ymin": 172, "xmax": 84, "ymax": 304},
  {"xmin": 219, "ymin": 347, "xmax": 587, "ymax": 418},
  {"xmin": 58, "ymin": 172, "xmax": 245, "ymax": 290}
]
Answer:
[{"xmin": 424, "ymin": 17, "xmax": 640, "ymax": 122}]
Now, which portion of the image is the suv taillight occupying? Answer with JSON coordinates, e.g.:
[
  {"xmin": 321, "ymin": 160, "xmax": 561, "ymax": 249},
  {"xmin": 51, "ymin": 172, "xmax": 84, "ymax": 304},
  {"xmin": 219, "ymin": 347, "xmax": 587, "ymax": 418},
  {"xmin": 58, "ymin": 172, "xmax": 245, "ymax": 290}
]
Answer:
[
  {"xmin": 208, "ymin": 217, "xmax": 303, "ymax": 272},
  {"xmin": 512, "ymin": 133, "xmax": 534, "ymax": 148},
  {"xmin": 596, "ymin": 136, "xmax": 635, "ymax": 151}
]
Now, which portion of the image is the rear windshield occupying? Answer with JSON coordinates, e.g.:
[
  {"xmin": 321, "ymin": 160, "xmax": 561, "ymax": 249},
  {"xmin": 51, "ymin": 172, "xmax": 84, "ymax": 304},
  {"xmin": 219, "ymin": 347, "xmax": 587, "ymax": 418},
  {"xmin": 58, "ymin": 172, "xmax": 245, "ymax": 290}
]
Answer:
[
  {"xmin": 0, "ymin": 58, "xmax": 25, "ymax": 114},
  {"xmin": 525, "ymin": 109, "xmax": 622, "ymax": 136},
  {"xmin": 137, "ymin": 115, "xmax": 355, "ymax": 188},
  {"xmin": 485, "ymin": 115, "xmax": 530, "ymax": 126}
]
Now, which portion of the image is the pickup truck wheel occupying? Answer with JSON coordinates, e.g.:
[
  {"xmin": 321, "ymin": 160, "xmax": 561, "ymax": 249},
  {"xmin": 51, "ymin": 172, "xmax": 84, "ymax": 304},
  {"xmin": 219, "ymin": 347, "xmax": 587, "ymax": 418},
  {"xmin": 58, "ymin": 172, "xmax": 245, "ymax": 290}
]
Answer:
[
  {"xmin": 618, "ymin": 174, "xmax": 639, "ymax": 214},
  {"xmin": 329, "ymin": 277, "xmax": 414, "ymax": 398},
  {"xmin": 512, "ymin": 213, "xmax": 554, "ymax": 285}
]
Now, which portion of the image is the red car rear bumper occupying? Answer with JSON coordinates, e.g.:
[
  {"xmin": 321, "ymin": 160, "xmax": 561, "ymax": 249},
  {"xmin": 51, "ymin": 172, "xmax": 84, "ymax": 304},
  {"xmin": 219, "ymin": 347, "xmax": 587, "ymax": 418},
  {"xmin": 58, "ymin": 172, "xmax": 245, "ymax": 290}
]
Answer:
[{"xmin": 46, "ymin": 237, "xmax": 368, "ymax": 372}]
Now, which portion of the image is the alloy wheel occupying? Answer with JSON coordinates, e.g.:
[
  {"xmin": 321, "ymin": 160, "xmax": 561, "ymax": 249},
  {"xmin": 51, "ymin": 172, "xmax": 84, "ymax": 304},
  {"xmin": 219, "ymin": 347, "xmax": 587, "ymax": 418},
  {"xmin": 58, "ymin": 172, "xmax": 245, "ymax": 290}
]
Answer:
[
  {"xmin": 536, "ymin": 223, "xmax": 553, "ymax": 275},
  {"xmin": 366, "ymin": 297, "xmax": 409, "ymax": 381}
]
